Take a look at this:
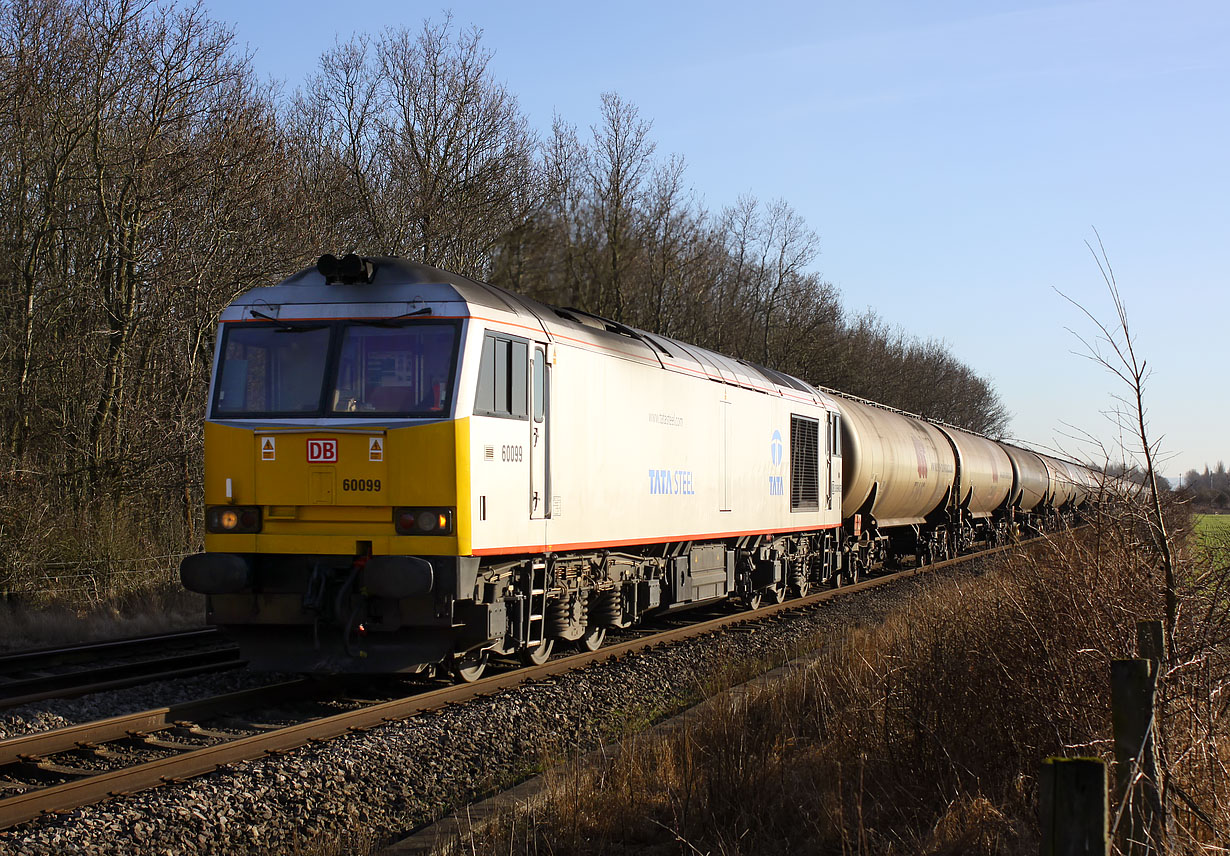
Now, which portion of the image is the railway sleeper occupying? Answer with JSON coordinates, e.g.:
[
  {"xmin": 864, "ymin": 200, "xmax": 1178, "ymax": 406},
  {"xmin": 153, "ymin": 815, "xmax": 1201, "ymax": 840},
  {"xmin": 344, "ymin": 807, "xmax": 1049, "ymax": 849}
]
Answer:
[
  {"xmin": 8, "ymin": 760, "xmax": 87, "ymax": 783},
  {"xmin": 185, "ymin": 725, "xmax": 251, "ymax": 740}
]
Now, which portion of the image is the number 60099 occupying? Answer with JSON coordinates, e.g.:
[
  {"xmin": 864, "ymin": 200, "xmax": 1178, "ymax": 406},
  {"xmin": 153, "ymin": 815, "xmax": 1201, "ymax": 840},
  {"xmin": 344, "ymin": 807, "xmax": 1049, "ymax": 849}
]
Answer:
[{"xmin": 342, "ymin": 478, "xmax": 381, "ymax": 492}]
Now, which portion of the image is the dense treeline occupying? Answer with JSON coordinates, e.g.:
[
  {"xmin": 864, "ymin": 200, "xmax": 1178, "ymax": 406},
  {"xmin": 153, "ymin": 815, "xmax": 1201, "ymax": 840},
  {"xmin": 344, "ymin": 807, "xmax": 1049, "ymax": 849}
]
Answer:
[
  {"xmin": 1179, "ymin": 463, "xmax": 1229, "ymax": 507},
  {"xmin": 0, "ymin": 0, "xmax": 1008, "ymax": 602}
]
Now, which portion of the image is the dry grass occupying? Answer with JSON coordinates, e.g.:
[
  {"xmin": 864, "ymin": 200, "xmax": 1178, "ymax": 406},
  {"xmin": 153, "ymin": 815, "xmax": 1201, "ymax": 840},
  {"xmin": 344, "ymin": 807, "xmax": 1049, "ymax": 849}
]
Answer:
[
  {"xmin": 462, "ymin": 504, "xmax": 1230, "ymax": 855},
  {"xmin": 0, "ymin": 592, "xmax": 204, "ymax": 652},
  {"xmin": 0, "ymin": 491, "xmax": 204, "ymax": 650}
]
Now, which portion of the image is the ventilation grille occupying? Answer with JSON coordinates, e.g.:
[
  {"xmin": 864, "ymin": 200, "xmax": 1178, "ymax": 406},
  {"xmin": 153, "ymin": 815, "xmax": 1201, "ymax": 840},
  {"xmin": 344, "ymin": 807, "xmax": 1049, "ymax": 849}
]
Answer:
[
  {"xmin": 791, "ymin": 415, "xmax": 820, "ymax": 511},
  {"xmin": 484, "ymin": 446, "xmax": 495, "ymax": 461}
]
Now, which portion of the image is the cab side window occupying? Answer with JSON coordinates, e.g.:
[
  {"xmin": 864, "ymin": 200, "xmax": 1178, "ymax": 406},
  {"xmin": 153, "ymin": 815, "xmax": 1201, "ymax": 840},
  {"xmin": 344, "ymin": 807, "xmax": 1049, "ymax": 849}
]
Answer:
[
  {"xmin": 532, "ymin": 346, "xmax": 545, "ymax": 423},
  {"xmin": 475, "ymin": 332, "xmax": 528, "ymax": 419}
]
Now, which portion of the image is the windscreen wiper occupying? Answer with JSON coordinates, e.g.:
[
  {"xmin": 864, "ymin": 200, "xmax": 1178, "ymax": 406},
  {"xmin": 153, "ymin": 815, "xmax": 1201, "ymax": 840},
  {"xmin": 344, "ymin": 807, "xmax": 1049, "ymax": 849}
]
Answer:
[
  {"xmin": 249, "ymin": 309, "xmax": 329, "ymax": 332},
  {"xmin": 352, "ymin": 307, "xmax": 434, "ymax": 328}
]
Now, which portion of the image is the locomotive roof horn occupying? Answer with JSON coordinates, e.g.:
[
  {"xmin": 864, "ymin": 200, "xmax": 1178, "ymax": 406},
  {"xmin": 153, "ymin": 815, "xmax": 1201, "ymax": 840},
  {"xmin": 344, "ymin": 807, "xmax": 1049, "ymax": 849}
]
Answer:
[{"xmin": 317, "ymin": 253, "xmax": 376, "ymax": 285}]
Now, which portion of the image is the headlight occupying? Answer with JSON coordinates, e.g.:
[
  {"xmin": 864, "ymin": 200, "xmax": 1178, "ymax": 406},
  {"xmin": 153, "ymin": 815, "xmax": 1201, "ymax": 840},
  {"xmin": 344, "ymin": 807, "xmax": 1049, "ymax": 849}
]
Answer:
[
  {"xmin": 394, "ymin": 507, "xmax": 454, "ymax": 535},
  {"xmin": 206, "ymin": 505, "xmax": 262, "ymax": 534}
]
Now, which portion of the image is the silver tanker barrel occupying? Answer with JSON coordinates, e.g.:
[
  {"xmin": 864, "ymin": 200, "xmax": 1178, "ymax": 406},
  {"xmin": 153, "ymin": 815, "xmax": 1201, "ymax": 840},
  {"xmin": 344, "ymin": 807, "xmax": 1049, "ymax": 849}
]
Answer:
[
  {"xmin": 833, "ymin": 395, "xmax": 956, "ymax": 528},
  {"xmin": 933, "ymin": 424, "xmax": 1013, "ymax": 519},
  {"xmin": 1001, "ymin": 443, "xmax": 1050, "ymax": 512},
  {"xmin": 1038, "ymin": 453, "xmax": 1077, "ymax": 509},
  {"xmin": 1063, "ymin": 461, "xmax": 1091, "ymax": 508},
  {"xmin": 1089, "ymin": 466, "xmax": 1120, "ymax": 500},
  {"xmin": 1082, "ymin": 463, "xmax": 1103, "ymax": 503}
]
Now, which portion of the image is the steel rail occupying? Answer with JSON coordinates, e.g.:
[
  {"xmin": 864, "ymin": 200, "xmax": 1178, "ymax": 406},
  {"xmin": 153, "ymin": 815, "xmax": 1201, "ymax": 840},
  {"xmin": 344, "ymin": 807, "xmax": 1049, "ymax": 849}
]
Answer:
[
  {"xmin": 0, "ymin": 629, "xmax": 219, "ymax": 672},
  {"xmin": 0, "ymin": 628, "xmax": 239, "ymax": 710},
  {"xmin": 0, "ymin": 534, "xmax": 1057, "ymax": 831},
  {"xmin": 0, "ymin": 652, "xmax": 246, "ymax": 711},
  {"xmin": 0, "ymin": 680, "xmax": 317, "ymax": 766}
]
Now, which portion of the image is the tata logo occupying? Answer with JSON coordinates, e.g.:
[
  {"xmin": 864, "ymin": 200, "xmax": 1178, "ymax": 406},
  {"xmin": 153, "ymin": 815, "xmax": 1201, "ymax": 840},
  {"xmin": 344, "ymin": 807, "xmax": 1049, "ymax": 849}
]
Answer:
[
  {"xmin": 307, "ymin": 439, "xmax": 338, "ymax": 462},
  {"xmin": 770, "ymin": 430, "xmax": 783, "ymax": 468}
]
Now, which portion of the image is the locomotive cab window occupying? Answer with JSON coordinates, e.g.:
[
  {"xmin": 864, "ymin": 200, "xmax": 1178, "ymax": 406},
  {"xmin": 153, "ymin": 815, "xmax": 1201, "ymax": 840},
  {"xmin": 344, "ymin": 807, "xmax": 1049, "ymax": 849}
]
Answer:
[
  {"xmin": 211, "ymin": 320, "xmax": 459, "ymax": 419},
  {"xmin": 214, "ymin": 325, "xmax": 331, "ymax": 415},
  {"xmin": 331, "ymin": 322, "xmax": 458, "ymax": 416},
  {"xmin": 476, "ymin": 332, "xmax": 529, "ymax": 419},
  {"xmin": 790, "ymin": 414, "xmax": 820, "ymax": 511}
]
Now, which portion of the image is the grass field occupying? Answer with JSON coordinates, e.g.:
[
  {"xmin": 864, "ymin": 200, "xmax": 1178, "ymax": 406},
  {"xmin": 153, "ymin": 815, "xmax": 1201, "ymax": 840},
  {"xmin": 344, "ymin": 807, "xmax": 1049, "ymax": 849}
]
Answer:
[{"xmin": 1195, "ymin": 513, "xmax": 1230, "ymax": 542}]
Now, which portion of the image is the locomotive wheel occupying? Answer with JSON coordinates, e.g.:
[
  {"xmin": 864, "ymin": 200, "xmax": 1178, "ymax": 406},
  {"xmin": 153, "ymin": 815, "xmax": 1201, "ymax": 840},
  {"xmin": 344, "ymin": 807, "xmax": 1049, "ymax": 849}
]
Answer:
[
  {"xmin": 763, "ymin": 584, "xmax": 785, "ymax": 605},
  {"xmin": 792, "ymin": 579, "xmax": 810, "ymax": 598},
  {"xmin": 520, "ymin": 638, "xmax": 555, "ymax": 667},
  {"xmin": 745, "ymin": 591, "xmax": 764, "ymax": 610},
  {"xmin": 451, "ymin": 650, "xmax": 488, "ymax": 683},
  {"xmin": 577, "ymin": 625, "xmax": 606, "ymax": 652}
]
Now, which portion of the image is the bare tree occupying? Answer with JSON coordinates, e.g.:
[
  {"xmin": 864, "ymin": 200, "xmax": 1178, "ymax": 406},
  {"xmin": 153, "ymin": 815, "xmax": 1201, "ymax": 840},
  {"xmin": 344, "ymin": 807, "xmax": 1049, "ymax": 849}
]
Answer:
[
  {"xmin": 641, "ymin": 153, "xmax": 698, "ymax": 335},
  {"xmin": 758, "ymin": 199, "xmax": 819, "ymax": 365},
  {"xmin": 293, "ymin": 34, "xmax": 386, "ymax": 249},
  {"xmin": 1062, "ymin": 234, "xmax": 1176, "ymax": 654},
  {"xmin": 293, "ymin": 17, "xmax": 539, "ymax": 277},
  {"xmin": 714, "ymin": 194, "xmax": 762, "ymax": 355},
  {"xmin": 0, "ymin": 0, "xmax": 95, "ymax": 463},
  {"xmin": 378, "ymin": 16, "xmax": 538, "ymax": 274},
  {"xmin": 586, "ymin": 91, "xmax": 655, "ymax": 321},
  {"xmin": 0, "ymin": 0, "xmax": 297, "ymax": 592}
]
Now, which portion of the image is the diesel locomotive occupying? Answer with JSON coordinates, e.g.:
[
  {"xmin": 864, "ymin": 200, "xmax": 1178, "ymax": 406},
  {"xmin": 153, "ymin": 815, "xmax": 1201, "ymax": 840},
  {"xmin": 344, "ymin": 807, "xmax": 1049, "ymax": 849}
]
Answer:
[{"xmin": 180, "ymin": 254, "xmax": 1105, "ymax": 681}]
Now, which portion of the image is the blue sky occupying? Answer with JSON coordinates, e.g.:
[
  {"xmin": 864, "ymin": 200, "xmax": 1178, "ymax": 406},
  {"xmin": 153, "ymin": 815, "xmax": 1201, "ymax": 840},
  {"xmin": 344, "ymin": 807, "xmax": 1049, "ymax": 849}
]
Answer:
[{"xmin": 206, "ymin": 0, "xmax": 1228, "ymax": 481}]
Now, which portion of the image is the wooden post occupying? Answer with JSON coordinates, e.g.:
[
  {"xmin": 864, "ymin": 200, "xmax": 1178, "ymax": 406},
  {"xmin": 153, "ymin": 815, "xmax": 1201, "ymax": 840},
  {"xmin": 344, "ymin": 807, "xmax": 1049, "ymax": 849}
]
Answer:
[
  {"xmin": 1136, "ymin": 620, "xmax": 1164, "ymax": 664},
  {"xmin": 1111, "ymin": 658, "xmax": 1162, "ymax": 855},
  {"xmin": 1039, "ymin": 758, "xmax": 1108, "ymax": 855}
]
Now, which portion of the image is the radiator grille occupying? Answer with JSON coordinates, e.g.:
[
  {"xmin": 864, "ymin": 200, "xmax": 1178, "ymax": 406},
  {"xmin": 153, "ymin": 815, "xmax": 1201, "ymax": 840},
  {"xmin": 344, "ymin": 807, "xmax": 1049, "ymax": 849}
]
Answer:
[{"xmin": 791, "ymin": 415, "xmax": 820, "ymax": 511}]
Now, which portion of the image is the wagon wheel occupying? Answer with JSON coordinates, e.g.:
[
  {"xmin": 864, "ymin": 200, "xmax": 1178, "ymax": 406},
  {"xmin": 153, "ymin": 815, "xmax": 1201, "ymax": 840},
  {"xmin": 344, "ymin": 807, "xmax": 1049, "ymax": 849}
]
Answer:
[
  {"xmin": 846, "ymin": 561, "xmax": 861, "ymax": 585},
  {"xmin": 450, "ymin": 649, "xmax": 488, "ymax": 683},
  {"xmin": 576, "ymin": 625, "xmax": 606, "ymax": 652},
  {"xmin": 520, "ymin": 637, "xmax": 555, "ymax": 667}
]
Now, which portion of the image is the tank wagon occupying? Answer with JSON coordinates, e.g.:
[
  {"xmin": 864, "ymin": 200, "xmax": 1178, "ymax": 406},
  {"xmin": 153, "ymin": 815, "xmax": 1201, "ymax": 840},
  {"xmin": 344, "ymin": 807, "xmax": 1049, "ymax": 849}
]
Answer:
[
  {"xmin": 181, "ymin": 255, "xmax": 1105, "ymax": 680},
  {"xmin": 1001, "ymin": 444, "xmax": 1052, "ymax": 532},
  {"xmin": 828, "ymin": 394, "xmax": 956, "ymax": 569}
]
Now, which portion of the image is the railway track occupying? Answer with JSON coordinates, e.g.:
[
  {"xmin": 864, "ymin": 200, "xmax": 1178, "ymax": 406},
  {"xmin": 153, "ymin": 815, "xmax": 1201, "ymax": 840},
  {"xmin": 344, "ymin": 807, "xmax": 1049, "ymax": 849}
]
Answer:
[
  {"xmin": 0, "ymin": 629, "xmax": 241, "ymax": 710},
  {"xmin": 0, "ymin": 538, "xmax": 1037, "ymax": 832}
]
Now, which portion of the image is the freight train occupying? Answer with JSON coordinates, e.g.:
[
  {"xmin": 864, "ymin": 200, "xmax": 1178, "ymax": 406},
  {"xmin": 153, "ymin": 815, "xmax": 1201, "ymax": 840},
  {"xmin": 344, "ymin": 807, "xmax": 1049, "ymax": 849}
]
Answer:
[{"xmin": 180, "ymin": 255, "xmax": 1108, "ymax": 681}]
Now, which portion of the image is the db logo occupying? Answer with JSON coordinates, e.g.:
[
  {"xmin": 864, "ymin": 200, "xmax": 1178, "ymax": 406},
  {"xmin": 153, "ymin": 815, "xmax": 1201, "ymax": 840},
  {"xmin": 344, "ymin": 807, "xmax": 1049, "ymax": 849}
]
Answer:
[{"xmin": 307, "ymin": 439, "xmax": 338, "ymax": 462}]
